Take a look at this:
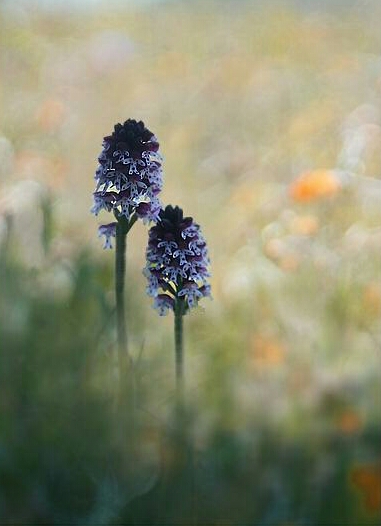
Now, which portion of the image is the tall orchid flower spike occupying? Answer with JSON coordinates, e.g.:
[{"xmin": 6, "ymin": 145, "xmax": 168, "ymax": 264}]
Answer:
[
  {"xmin": 144, "ymin": 205, "xmax": 211, "ymax": 394},
  {"xmin": 92, "ymin": 119, "xmax": 163, "ymax": 378},
  {"xmin": 92, "ymin": 118, "xmax": 163, "ymax": 233}
]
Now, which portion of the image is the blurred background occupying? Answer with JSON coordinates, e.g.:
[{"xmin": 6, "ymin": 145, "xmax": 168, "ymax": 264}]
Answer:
[{"xmin": 1, "ymin": 0, "xmax": 380, "ymax": 524}]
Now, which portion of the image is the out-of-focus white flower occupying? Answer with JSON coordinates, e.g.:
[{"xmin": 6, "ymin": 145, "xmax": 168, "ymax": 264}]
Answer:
[
  {"xmin": 0, "ymin": 180, "xmax": 48, "ymax": 267},
  {"xmin": 86, "ymin": 31, "xmax": 135, "ymax": 74},
  {"xmin": 0, "ymin": 136, "xmax": 14, "ymax": 178},
  {"xmin": 338, "ymin": 103, "xmax": 380, "ymax": 173}
]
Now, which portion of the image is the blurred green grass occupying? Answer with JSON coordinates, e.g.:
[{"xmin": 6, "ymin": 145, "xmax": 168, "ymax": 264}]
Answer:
[{"xmin": 1, "ymin": 0, "xmax": 381, "ymax": 524}]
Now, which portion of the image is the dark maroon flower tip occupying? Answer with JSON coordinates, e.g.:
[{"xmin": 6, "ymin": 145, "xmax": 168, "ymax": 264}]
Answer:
[{"xmin": 105, "ymin": 119, "xmax": 158, "ymax": 157}]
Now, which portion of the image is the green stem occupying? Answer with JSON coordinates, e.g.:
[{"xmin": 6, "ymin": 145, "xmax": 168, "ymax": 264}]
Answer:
[
  {"xmin": 174, "ymin": 298, "xmax": 185, "ymax": 397},
  {"xmin": 114, "ymin": 212, "xmax": 137, "ymax": 368},
  {"xmin": 114, "ymin": 214, "xmax": 138, "ymax": 462},
  {"xmin": 115, "ymin": 221, "xmax": 128, "ymax": 363}
]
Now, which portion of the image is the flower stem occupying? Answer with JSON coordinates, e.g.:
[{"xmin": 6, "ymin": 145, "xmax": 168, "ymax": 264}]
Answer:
[
  {"xmin": 114, "ymin": 214, "xmax": 139, "ymax": 451},
  {"xmin": 114, "ymin": 212, "xmax": 137, "ymax": 369},
  {"xmin": 115, "ymin": 220, "xmax": 128, "ymax": 363},
  {"xmin": 174, "ymin": 298, "xmax": 185, "ymax": 399}
]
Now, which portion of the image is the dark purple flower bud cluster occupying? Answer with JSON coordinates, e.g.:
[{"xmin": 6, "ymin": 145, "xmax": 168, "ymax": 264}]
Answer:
[
  {"xmin": 144, "ymin": 205, "xmax": 211, "ymax": 315},
  {"xmin": 92, "ymin": 119, "xmax": 163, "ymax": 246}
]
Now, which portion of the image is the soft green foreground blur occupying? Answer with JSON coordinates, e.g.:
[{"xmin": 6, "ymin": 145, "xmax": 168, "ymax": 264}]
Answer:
[{"xmin": 1, "ymin": 1, "xmax": 380, "ymax": 524}]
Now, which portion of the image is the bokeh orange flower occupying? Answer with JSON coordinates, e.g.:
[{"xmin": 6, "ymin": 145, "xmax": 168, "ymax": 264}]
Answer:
[
  {"xmin": 15, "ymin": 150, "xmax": 67, "ymax": 189},
  {"xmin": 278, "ymin": 254, "xmax": 300, "ymax": 272},
  {"xmin": 336, "ymin": 409, "xmax": 363, "ymax": 435},
  {"xmin": 351, "ymin": 464, "xmax": 381, "ymax": 513},
  {"xmin": 35, "ymin": 98, "xmax": 66, "ymax": 132},
  {"xmin": 289, "ymin": 169, "xmax": 341, "ymax": 203},
  {"xmin": 290, "ymin": 214, "xmax": 319, "ymax": 236},
  {"xmin": 250, "ymin": 334, "xmax": 286, "ymax": 368},
  {"xmin": 362, "ymin": 281, "xmax": 381, "ymax": 318}
]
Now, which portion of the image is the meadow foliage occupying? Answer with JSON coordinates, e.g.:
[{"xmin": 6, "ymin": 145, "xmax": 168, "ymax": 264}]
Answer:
[{"xmin": 0, "ymin": 1, "xmax": 380, "ymax": 524}]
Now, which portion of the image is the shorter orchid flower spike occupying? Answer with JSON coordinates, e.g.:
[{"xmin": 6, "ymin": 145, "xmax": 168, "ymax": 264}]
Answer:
[{"xmin": 144, "ymin": 205, "xmax": 211, "ymax": 315}]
